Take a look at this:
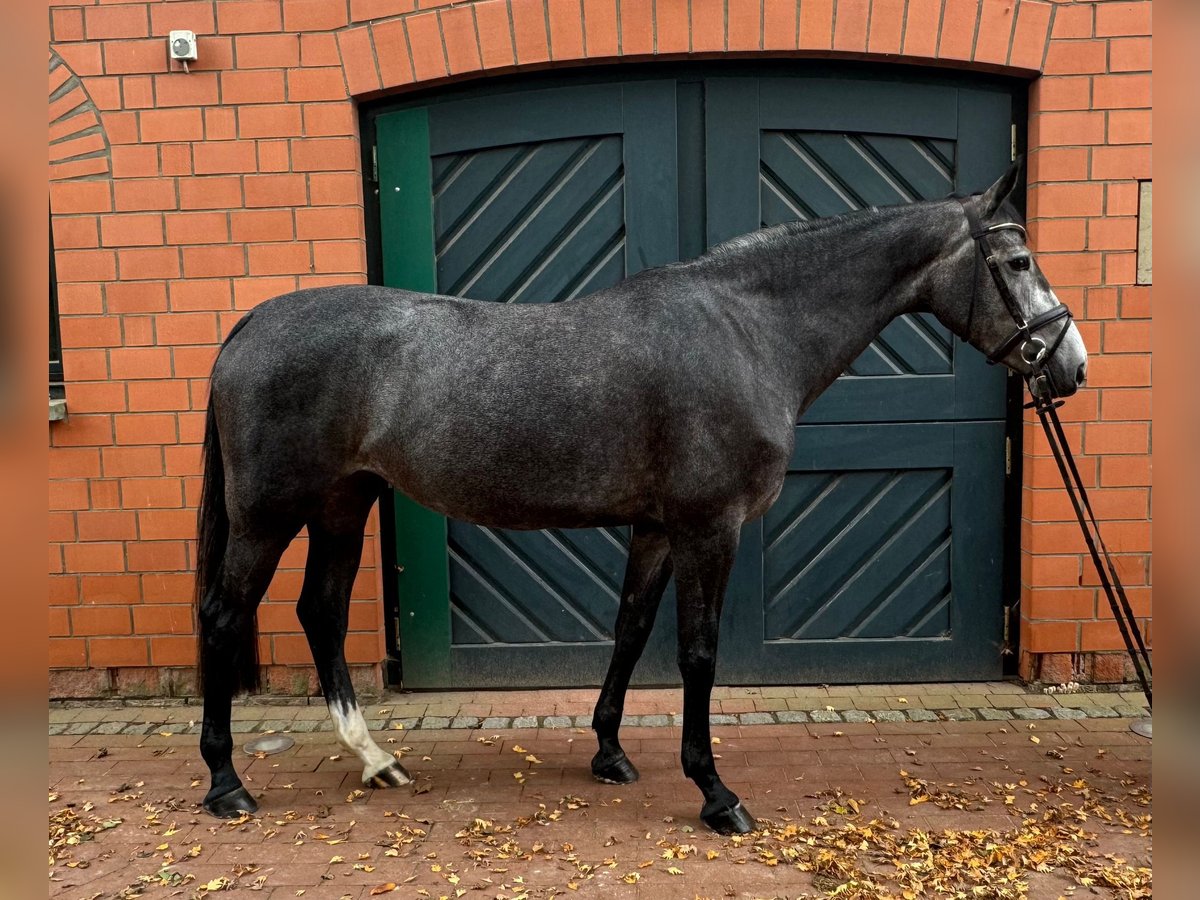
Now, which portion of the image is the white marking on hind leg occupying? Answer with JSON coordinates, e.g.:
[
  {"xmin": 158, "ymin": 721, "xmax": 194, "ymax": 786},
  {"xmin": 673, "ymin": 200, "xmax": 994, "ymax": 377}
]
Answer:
[{"xmin": 328, "ymin": 699, "xmax": 406, "ymax": 784}]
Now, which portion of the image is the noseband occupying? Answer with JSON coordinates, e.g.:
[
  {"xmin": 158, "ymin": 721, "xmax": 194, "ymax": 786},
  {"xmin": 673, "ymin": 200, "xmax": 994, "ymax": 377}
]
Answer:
[{"xmin": 960, "ymin": 202, "xmax": 1073, "ymax": 398}]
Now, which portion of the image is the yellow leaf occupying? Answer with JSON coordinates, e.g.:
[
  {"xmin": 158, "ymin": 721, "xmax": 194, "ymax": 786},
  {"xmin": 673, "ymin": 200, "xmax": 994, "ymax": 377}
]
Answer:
[
  {"xmin": 525, "ymin": 754, "xmax": 542, "ymax": 764},
  {"xmin": 1030, "ymin": 736, "xmax": 1041, "ymax": 744},
  {"xmin": 330, "ymin": 856, "xmax": 344, "ymax": 864},
  {"xmin": 512, "ymin": 745, "xmax": 526, "ymax": 754},
  {"xmin": 369, "ymin": 885, "xmax": 398, "ymax": 896},
  {"xmin": 156, "ymin": 843, "xmax": 169, "ymax": 851},
  {"xmin": 667, "ymin": 866, "xmax": 683, "ymax": 876},
  {"xmin": 706, "ymin": 850, "xmax": 720, "ymax": 860}
]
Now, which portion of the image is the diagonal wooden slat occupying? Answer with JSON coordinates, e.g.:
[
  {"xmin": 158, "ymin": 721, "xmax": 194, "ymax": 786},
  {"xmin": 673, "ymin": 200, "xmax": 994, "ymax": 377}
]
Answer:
[
  {"xmin": 764, "ymin": 469, "xmax": 954, "ymax": 641},
  {"xmin": 760, "ymin": 130, "xmax": 956, "ymax": 378}
]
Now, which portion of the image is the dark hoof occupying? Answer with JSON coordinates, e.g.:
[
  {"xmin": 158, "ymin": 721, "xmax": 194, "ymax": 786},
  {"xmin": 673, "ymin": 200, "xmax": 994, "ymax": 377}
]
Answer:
[
  {"xmin": 366, "ymin": 760, "xmax": 412, "ymax": 788},
  {"xmin": 203, "ymin": 786, "xmax": 258, "ymax": 819},
  {"xmin": 591, "ymin": 753, "xmax": 639, "ymax": 785},
  {"xmin": 702, "ymin": 801, "xmax": 756, "ymax": 835}
]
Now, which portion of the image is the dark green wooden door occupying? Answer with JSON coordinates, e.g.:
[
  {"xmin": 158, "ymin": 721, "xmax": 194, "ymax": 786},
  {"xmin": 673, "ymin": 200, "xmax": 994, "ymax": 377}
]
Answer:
[
  {"xmin": 375, "ymin": 69, "xmax": 1015, "ymax": 687},
  {"xmin": 705, "ymin": 77, "xmax": 1012, "ymax": 681}
]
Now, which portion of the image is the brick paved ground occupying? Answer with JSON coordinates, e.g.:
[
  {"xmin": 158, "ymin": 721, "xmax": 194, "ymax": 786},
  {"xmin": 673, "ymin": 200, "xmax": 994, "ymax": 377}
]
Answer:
[
  {"xmin": 49, "ymin": 700, "xmax": 1151, "ymax": 900},
  {"xmin": 49, "ymin": 682, "xmax": 1152, "ymax": 739}
]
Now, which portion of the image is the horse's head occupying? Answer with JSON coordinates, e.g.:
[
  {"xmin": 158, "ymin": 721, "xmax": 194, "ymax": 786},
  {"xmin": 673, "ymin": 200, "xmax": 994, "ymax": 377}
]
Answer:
[{"xmin": 936, "ymin": 161, "xmax": 1088, "ymax": 400}]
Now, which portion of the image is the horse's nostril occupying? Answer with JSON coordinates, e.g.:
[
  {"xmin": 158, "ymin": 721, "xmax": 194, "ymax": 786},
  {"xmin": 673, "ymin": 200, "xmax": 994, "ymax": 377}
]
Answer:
[{"xmin": 1076, "ymin": 361, "xmax": 1088, "ymax": 386}]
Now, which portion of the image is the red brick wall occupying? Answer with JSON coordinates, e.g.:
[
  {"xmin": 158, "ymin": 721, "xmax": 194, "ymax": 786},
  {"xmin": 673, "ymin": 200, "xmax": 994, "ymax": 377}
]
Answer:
[{"xmin": 47, "ymin": 0, "xmax": 1152, "ymax": 696}]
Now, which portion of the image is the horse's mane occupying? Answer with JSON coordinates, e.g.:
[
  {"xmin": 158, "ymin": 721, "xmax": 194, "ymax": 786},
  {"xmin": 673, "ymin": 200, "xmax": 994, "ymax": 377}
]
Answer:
[{"xmin": 698, "ymin": 203, "xmax": 918, "ymax": 262}]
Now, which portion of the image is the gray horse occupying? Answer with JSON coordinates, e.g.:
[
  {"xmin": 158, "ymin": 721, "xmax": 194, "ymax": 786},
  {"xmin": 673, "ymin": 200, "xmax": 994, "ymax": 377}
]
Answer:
[{"xmin": 194, "ymin": 162, "xmax": 1086, "ymax": 834}]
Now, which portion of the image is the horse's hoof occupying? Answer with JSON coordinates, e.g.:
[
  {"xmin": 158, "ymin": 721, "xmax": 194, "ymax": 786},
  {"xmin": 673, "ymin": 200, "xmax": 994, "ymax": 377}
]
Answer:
[
  {"xmin": 203, "ymin": 786, "xmax": 258, "ymax": 819},
  {"xmin": 702, "ymin": 801, "xmax": 756, "ymax": 835},
  {"xmin": 366, "ymin": 760, "xmax": 412, "ymax": 788},
  {"xmin": 591, "ymin": 753, "xmax": 639, "ymax": 785}
]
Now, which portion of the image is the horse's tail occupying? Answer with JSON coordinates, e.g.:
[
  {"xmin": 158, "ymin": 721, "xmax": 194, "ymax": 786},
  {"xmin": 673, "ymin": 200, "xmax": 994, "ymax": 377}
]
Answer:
[{"xmin": 195, "ymin": 315, "xmax": 259, "ymax": 695}]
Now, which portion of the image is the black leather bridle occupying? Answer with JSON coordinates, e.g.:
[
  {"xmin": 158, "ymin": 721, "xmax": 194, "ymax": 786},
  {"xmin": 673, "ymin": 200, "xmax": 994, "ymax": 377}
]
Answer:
[
  {"xmin": 960, "ymin": 201, "xmax": 1074, "ymax": 399},
  {"xmin": 959, "ymin": 198, "xmax": 1152, "ymax": 707}
]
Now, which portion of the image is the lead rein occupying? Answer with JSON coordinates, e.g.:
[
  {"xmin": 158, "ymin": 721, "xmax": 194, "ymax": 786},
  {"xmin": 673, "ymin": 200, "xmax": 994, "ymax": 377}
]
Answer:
[{"xmin": 1029, "ymin": 387, "xmax": 1153, "ymax": 707}]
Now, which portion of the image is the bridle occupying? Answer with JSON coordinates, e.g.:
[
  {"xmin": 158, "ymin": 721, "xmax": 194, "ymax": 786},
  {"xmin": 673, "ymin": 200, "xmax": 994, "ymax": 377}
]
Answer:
[{"xmin": 960, "ymin": 200, "xmax": 1074, "ymax": 400}]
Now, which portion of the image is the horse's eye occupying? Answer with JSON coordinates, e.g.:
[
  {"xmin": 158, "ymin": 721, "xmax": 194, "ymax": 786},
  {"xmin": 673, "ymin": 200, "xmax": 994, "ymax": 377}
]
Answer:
[{"xmin": 1009, "ymin": 257, "xmax": 1031, "ymax": 272}]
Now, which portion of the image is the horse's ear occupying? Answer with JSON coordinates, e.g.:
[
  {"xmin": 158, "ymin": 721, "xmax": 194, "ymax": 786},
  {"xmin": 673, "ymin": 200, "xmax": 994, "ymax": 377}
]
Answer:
[{"xmin": 980, "ymin": 157, "xmax": 1024, "ymax": 217}]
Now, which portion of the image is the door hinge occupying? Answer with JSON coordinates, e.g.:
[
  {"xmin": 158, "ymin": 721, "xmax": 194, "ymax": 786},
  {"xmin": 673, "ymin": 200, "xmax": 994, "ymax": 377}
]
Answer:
[
  {"xmin": 1005, "ymin": 436, "xmax": 1012, "ymax": 475},
  {"xmin": 371, "ymin": 144, "xmax": 378, "ymax": 183},
  {"xmin": 1001, "ymin": 604, "xmax": 1014, "ymax": 655},
  {"xmin": 1011, "ymin": 124, "xmax": 1018, "ymax": 162}
]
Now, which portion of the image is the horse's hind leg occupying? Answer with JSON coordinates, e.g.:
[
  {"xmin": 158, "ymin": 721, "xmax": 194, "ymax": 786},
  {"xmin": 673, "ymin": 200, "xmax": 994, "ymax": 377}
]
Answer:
[
  {"xmin": 298, "ymin": 477, "xmax": 410, "ymax": 789},
  {"xmin": 591, "ymin": 524, "xmax": 672, "ymax": 784},
  {"xmin": 669, "ymin": 518, "xmax": 756, "ymax": 835},
  {"xmin": 200, "ymin": 529, "xmax": 295, "ymax": 817}
]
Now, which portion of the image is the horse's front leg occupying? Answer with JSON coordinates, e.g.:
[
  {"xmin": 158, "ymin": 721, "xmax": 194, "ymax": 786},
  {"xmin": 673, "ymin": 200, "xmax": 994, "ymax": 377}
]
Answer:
[
  {"xmin": 298, "ymin": 522, "xmax": 410, "ymax": 789},
  {"xmin": 669, "ymin": 518, "xmax": 756, "ymax": 835},
  {"xmin": 591, "ymin": 524, "xmax": 672, "ymax": 784}
]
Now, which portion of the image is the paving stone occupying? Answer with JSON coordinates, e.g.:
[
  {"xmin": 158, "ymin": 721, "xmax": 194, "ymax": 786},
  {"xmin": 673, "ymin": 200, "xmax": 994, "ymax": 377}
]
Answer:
[
  {"xmin": 708, "ymin": 714, "xmax": 738, "ymax": 725},
  {"xmin": 670, "ymin": 714, "xmax": 684, "ymax": 727},
  {"xmin": 737, "ymin": 712, "xmax": 775, "ymax": 726},
  {"xmin": 1050, "ymin": 707, "xmax": 1088, "ymax": 720},
  {"xmin": 1012, "ymin": 707, "xmax": 1052, "ymax": 719},
  {"xmin": 64, "ymin": 722, "xmax": 96, "ymax": 735},
  {"xmin": 543, "ymin": 716, "xmax": 573, "ymax": 729},
  {"xmin": 977, "ymin": 708, "xmax": 1013, "ymax": 721},
  {"xmin": 987, "ymin": 695, "xmax": 1035, "ymax": 708},
  {"xmin": 640, "ymin": 714, "xmax": 670, "ymax": 727},
  {"xmin": 387, "ymin": 718, "xmax": 419, "ymax": 731},
  {"xmin": 776, "ymin": 710, "xmax": 809, "ymax": 724},
  {"xmin": 809, "ymin": 709, "xmax": 842, "ymax": 723},
  {"xmin": 512, "ymin": 716, "xmax": 538, "ymax": 729},
  {"xmin": 752, "ymin": 698, "xmax": 788, "ymax": 711},
  {"xmin": 48, "ymin": 722, "xmax": 69, "ymax": 735},
  {"xmin": 918, "ymin": 695, "xmax": 958, "ymax": 709},
  {"xmin": 942, "ymin": 708, "xmax": 977, "ymax": 721},
  {"xmin": 92, "ymin": 721, "xmax": 129, "ymax": 735},
  {"xmin": 871, "ymin": 710, "xmax": 906, "ymax": 723},
  {"xmin": 261, "ymin": 719, "xmax": 295, "ymax": 733},
  {"xmin": 955, "ymin": 695, "xmax": 991, "ymax": 708},
  {"xmin": 1114, "ymin": 705, "xmax": 1148, "ymax": 718},
  {"xmin": 288, "ymin": 719, "xmax": 324, "ymax": 732},
  {"xmin": 842, "ymin": 710, "xmax": 874, "ymax": 724},
  {"xmin": 229, "ymin": 721, "xmax": 257, "ymax": 734},
  {"xmin": 1085, "ymin": 706, "xmax": 1119, "ymax": 718},
  {"xmin": 451, "ymin": 716, "xmax": 480, "ymax": 729},
  {"xmin": 293, "ymin": 706, "xmax": 330, "ymax": 720},
  {"xmin": 420, "ymin": 716, "xmax": 452, "ymax": 729},
  {"xmin": 573, "ymin": 715, "xmax": 593, "ymax": 729},
  {"xmin": 906, "ymin": 708, "xmax": 939, "ymax": 722},
  {"xmin": 482, "ymin": 717, "xmax": 512, "ymax": 730}
]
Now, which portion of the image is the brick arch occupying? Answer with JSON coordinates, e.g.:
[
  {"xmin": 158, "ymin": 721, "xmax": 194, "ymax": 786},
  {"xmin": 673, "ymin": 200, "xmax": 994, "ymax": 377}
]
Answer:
[
  {"xmin": 49, "ymin": 48, "xmax": 112, "ymax": 183},
  {"xmin": 336, "ymin": 0, "xmax": 1057, "ymax": 98}
]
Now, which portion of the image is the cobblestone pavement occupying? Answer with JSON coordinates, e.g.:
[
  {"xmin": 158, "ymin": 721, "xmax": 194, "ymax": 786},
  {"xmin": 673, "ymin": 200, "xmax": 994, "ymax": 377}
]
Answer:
[
  {"xmin": 49, "ymin": 682, "xmax": 1152, "ymax": 738},
  {"xmin": 49, "ymin": 695, "xmax": 1151, "ymax": 900}
]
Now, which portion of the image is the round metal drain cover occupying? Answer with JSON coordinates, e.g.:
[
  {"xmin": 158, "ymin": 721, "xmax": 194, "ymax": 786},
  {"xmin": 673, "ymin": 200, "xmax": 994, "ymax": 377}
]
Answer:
[
  {"xmin": 243, "ymin": 735, "xmax": 295, "ymax": 756},
  {"xmin": 1129, "ymin": 718, "xmax": 1152, "ymax": 739}
]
